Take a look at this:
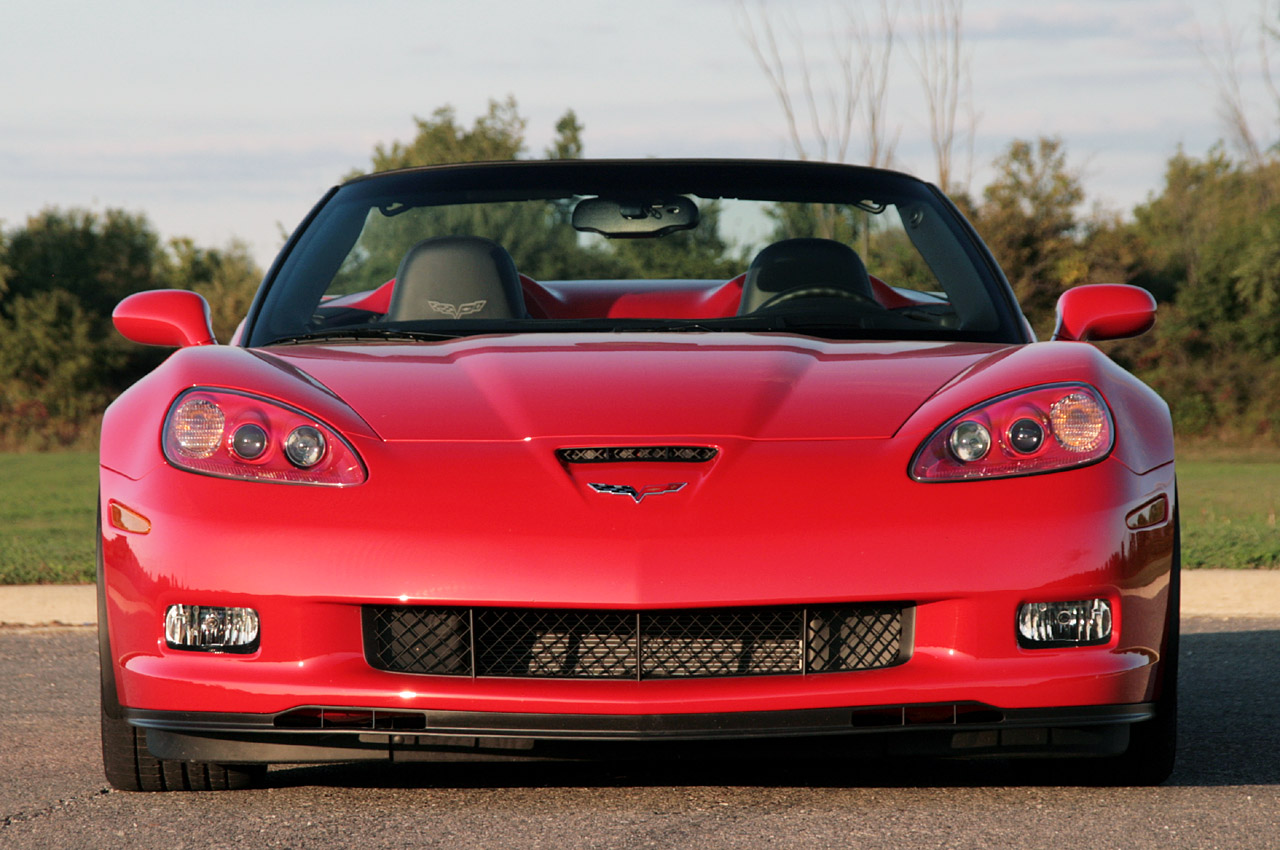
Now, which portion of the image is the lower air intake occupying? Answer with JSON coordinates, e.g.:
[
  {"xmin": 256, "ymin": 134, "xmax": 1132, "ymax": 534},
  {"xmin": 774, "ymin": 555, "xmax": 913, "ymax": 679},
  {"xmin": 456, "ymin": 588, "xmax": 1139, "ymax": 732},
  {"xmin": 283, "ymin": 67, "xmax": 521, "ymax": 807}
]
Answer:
[{"xmin": 364, "ymin": 604, "xmax": 908, "ymax": 680}]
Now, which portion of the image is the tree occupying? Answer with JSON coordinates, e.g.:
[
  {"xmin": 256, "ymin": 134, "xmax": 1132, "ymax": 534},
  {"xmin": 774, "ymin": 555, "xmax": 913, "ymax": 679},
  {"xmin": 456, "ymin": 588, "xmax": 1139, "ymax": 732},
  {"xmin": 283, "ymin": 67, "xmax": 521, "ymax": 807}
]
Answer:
[
  {"xmin": 974, "ymin": 137, "xmax": 1085, "ymax": 329},
  {"xmin": 160, "ymin": 237, "xmax": 262, "ymax": 344},
  {"xmin": 359, "ymin": 96, "xmax": 584, "ymax": 174},
  {"xmin": 0, "ymin": 207, "xmax": 265, "ymax": 447},
  {"xmin": 0, "ymin": 289, "xmax": 113, "ymax": 448},
  {"xmin": 3, "ymin": 208, "xmax": 164, "ymax": 325}
]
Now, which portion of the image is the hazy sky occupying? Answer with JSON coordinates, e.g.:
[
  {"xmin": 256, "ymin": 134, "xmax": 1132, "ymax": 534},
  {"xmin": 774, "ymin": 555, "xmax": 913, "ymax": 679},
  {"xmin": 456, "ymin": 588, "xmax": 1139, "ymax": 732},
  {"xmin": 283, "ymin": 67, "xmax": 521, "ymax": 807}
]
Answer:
[{"xmin": 1, "ymin": 0, "xmax": 1269, "ymax": 269}]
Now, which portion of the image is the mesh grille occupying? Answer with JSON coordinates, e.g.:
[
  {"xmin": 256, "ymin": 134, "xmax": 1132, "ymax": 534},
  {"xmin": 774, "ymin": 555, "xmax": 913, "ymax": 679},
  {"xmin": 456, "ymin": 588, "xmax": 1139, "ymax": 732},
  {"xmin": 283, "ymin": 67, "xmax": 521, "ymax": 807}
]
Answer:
[
  {"xmin": 556, "ymin": 446, "xmax": 718, "ymax": 464},
  {"xmin": 365, "ymin": 605, "xmax": 906, "ymax": 679}
]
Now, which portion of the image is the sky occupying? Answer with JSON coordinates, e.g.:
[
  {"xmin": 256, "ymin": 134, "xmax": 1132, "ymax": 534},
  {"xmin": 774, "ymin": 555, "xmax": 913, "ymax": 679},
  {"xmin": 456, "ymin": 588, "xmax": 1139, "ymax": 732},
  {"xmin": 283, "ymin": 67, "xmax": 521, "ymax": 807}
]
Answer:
[{"xmin": 1, "ymin": 0, "xmax": 1272, "ymax": 270}]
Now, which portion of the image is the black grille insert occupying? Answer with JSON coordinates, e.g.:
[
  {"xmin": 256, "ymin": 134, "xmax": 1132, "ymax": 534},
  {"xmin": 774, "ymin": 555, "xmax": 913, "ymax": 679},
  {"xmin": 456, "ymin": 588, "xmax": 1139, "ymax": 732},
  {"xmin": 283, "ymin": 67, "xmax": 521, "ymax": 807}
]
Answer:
[
  {"xmin": 556, "ymin": 446, "xmax": 718, "ymax": 464},
  {"xmin": 364, "ymin": 604, "xmax": 907, "ymax": 679}
]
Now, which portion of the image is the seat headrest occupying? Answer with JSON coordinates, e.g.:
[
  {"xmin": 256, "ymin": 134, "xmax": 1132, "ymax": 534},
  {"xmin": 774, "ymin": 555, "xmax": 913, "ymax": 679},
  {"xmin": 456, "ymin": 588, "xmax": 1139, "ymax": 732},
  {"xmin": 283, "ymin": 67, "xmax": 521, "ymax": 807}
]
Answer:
[
  {"xmin": 386, "ymin": 236, "xmax": 526, "ymax": 321},
  {"xmin": 738, "ymin": 237, "xmax": 873, "ymax": 314}
]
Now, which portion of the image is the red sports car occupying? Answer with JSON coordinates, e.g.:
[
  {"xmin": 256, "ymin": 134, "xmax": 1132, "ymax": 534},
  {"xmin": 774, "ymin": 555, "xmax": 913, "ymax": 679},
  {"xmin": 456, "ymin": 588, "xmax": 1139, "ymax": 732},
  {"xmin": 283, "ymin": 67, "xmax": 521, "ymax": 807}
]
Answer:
[{"xmin": 98, "ymin": 159, "xmax": 1177, "ymax": 790}]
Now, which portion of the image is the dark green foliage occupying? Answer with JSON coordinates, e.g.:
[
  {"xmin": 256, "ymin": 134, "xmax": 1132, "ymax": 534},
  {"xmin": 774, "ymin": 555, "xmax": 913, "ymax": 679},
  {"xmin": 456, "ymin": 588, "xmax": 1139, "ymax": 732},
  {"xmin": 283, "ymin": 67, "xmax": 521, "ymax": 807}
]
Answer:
[
  {"xmin": 966, "ymin": 136, "xmax": 1280, "ymax": 445},
  {"xmin": 1113, "ymin": 148, "xmax": 1280, "ymax": 443},
  {"xmin": 971, "ymin": 137, "xmax": 1085, "ymax": 332},
  {"xmin": 0, "ymin": 210, "xmax": 261, "ymax": 449}
]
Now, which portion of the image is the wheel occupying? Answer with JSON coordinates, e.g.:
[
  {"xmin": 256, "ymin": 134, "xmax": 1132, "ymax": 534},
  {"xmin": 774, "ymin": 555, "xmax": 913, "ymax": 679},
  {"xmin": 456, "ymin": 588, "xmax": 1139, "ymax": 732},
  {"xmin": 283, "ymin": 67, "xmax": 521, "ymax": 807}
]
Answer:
[
  {"xmin": 100, "ymin": 706, "xmax": 265, "ymax": 791},
  {"xmin": 98, "ymin": 501, "xmax": 265, "ymax": 792},
  {"xmin": 1107, "ymin": 513, "xmax": 1179, "ymax": 785}
]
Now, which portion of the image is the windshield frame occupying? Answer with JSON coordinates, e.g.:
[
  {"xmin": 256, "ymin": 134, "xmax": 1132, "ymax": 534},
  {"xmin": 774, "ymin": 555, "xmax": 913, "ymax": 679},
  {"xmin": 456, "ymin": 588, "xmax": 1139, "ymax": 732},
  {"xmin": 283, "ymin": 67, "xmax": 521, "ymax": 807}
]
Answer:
[{"xmin": 243, "ymin": 159, "xmax": 1029, "ymax": 348}]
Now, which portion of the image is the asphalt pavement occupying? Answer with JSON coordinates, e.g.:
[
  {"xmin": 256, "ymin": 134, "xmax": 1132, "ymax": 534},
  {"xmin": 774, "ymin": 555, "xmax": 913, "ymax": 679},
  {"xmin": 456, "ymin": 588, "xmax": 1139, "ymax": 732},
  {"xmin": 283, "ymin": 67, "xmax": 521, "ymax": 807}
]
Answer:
[{"xmin": 3, "ymin": 616, "xmax": 1277, "ymax": 849}]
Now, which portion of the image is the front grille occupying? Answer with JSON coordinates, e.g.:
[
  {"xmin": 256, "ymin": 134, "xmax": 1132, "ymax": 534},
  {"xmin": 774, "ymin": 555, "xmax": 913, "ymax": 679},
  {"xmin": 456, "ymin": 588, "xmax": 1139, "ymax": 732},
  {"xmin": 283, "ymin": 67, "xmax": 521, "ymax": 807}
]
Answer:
[
  {"xmin": 364, "ymin": 605, "xmax": 907, "ymax": 680},
  {"xmin": 556, "ymin": 446, "xmax": 718, "ymax": 464}
]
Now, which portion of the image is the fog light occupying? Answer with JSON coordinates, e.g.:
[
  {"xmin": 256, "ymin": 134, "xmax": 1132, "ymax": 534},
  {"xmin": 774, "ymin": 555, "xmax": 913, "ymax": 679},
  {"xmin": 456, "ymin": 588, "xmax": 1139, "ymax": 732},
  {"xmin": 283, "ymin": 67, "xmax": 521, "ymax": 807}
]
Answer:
[
  {"xmin": 1017, "ymin": 599, "xmax": 1111, "ymax": 648},
  {"xmin": 165, "ymin": 604, "xmax": 259, "ymax": 653}
]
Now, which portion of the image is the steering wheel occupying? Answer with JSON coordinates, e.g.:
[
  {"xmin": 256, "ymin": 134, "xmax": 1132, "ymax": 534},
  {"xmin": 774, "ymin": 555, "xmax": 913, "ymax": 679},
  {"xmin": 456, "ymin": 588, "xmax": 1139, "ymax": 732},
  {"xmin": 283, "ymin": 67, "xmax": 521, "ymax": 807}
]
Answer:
[{"xmin": 754, "ymin": 285, "xmax": 882, "ymax": 312}]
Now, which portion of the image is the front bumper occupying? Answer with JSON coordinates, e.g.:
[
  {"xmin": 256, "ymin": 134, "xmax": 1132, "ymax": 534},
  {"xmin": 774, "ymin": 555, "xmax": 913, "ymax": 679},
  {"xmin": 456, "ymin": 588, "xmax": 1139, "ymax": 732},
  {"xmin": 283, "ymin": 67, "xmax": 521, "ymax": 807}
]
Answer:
[
  {"xmin": 132, "ymin": 702, "xmax": 1155, "ymax": 764},
  {"xmin": 100, "ymin": 438, "xmax": 1177, "ymax": 723}
]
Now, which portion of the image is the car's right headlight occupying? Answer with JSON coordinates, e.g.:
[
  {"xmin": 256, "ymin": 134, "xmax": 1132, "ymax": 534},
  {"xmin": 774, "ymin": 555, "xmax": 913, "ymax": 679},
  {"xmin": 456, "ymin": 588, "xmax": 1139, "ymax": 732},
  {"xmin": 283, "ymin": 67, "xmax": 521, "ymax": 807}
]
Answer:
[{"xmin": 163, "ymin": 388, "xmax": 366, "ymax": 486}]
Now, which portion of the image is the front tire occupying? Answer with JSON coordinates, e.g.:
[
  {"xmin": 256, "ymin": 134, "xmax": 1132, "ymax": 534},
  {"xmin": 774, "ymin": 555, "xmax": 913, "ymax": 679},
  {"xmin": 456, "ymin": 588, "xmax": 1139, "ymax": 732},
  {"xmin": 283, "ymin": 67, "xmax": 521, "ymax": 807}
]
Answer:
[
  {"xmin": 1091, "ymin": 512, "xmax": 1180, "ymax": 786},
  {"xmin": 100, "ymin": 706, "xmax": 265, "ymax": 791},
  {"xmin": 98, "ymin": 499, "xmax": 265, "ymax": 791}
]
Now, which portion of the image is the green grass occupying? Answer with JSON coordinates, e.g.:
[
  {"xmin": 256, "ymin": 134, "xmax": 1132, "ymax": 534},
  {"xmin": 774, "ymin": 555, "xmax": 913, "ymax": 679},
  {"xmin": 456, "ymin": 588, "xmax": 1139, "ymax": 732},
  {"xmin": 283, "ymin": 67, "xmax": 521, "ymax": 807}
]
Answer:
[
  {"xmin": 0, "ymin": 451, "xmax": 97, "ymax": 584},
  {"xmin": 0, "ymin": 452, "xmax": 1276, "ymax": 584},
  {"xmin": 1178, "ymin": 458, "xmax": 1280, "ymax": 570}
]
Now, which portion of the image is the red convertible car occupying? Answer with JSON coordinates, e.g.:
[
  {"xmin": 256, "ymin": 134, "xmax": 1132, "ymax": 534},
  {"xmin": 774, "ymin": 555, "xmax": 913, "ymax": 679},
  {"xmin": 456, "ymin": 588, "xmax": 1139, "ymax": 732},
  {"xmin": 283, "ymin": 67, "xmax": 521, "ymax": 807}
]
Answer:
[{"xmin": 98, "ymin": 159, "xmax": 1177, "ymax": 790}]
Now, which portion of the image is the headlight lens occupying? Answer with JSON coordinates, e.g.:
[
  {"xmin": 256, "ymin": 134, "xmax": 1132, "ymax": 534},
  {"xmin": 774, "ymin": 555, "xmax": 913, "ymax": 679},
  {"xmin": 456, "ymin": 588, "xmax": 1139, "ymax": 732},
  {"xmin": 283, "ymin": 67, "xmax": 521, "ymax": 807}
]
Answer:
[
  {"xmin": 284, "ymin": 426, "xmax": 326, "ymax": 468},
  {"xmin": 163, "ymin": 389, "xmax": 366, "ymax": 486},
  {"xmin": 948, "ymin": 421, "xmax": 991, "ymax": 462},
  {"xmin": 910, "ymin": 383, "xmax": 1114, "ymax": 481}
]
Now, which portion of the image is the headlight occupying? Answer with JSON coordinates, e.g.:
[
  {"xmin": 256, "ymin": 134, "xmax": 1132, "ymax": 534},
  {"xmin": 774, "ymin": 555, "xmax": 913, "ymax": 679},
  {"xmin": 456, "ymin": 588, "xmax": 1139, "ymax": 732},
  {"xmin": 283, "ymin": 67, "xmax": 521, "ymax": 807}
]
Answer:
[
  {"xmin": 910, "ymin": 383, "xmax": 1114, "ymax": 482},
  {"xmin": 163, "ymin": 388, "xmax": 366, "ymax": 486}
]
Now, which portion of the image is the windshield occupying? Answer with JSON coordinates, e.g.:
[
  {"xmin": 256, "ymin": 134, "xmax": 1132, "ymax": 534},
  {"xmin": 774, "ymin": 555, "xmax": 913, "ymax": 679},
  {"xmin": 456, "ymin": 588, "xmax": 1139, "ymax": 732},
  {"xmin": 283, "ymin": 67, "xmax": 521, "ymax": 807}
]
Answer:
[{"xmin": 247, "ymin": 161, "xmax": 1023, "ymax": 347}]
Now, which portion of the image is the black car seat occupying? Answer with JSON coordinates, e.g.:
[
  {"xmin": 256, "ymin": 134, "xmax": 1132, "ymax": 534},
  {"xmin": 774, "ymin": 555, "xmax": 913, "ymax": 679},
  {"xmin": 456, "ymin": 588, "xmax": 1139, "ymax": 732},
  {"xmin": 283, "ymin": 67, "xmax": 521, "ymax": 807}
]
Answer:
[
  {"xmin": 737, "ymin": 237, "xmax": 874, "ymax": 314},
  {"xmin": 385, "ymin": 235, "xmax": 527, "ymax": 321}
]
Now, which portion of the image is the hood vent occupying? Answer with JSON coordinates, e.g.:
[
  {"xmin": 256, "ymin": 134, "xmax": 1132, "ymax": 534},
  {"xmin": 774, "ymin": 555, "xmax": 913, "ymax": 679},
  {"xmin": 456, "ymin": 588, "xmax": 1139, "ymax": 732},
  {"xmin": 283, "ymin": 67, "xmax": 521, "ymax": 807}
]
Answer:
[{"xmin": 557, "ymin": 446, "xmax": 718, "ymax": 464}]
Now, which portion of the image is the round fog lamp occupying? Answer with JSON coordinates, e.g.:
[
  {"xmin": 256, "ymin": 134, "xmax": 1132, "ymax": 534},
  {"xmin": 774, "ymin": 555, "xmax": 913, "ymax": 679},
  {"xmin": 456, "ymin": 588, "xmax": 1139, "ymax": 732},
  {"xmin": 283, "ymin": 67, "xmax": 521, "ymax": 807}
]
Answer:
[
  {"xmin": 284, "ymin": 426, "xmax": 326, "ymax": 468},
  {"xmin": 948, "ymin": 421, "xmax": 991, "ymax": 462},
  {"xmin": 231, "ymin": 423, "xmax": 268, "ymax": 460}
]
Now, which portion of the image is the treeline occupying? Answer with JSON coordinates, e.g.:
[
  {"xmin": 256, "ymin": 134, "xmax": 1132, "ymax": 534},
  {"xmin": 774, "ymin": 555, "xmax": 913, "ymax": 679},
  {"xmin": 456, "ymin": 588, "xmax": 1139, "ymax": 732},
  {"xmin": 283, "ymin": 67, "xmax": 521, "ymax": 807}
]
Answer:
[
  {"xmin": 968, "ymin": 139, "xmax": 1280, "ymax": 447},
  {"xmin": 0, "ymin": 210, "xmax": 261, "ymax": 449},
  {"xmin": 1, "ymin": 98, "xmax": 1277, "ymax": 449}
]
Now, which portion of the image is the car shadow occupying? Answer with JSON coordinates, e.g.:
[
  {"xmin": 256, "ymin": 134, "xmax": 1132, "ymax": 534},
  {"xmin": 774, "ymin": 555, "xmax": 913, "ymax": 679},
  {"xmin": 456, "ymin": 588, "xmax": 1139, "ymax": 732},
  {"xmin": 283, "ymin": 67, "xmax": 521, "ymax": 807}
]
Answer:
[{"xmin": 265, "ymin": 626, "xmax": 1280, "ymax": 790}]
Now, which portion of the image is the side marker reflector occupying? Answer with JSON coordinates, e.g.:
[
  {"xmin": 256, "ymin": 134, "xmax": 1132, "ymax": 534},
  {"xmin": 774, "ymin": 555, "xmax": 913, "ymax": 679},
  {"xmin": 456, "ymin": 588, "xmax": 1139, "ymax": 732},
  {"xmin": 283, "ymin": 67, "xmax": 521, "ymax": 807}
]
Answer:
[{"xmin": 108, "ymin": 501, "xmax": 152, "ymax": 534}]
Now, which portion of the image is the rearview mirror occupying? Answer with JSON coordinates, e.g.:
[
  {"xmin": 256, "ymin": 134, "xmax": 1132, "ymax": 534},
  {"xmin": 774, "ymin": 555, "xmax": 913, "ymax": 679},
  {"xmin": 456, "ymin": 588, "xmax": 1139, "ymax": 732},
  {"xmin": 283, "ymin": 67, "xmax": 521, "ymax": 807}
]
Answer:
[
  {"xmin": 113, "ymin": 290, "xmax": 217, "ymax": 347},
  {"xmin": 1052, "ymin": 284, "xmax": 1156, "ymax": 342},
  {"xmin": 572, "ymin": 196, "xmax": 699, "ymax": 238}
]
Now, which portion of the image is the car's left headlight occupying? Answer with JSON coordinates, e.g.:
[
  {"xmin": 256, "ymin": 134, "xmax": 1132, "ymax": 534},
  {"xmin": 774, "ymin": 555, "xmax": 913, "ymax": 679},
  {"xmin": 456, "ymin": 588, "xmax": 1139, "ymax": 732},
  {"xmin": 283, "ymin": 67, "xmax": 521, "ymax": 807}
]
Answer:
[
  {"xmin": 910, "ymin": 383, "xmax": 1114, "ymax": 482},
  {"xmin": 162, "ymin": 388, "xmax": 366, "ymax": 486}
]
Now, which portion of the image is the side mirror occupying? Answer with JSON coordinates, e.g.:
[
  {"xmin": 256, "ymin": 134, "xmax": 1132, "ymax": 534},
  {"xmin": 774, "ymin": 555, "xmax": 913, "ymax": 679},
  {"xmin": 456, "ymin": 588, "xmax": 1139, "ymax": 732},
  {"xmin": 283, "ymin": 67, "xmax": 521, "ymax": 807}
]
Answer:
[
  {"xmin": 113, "ymin": 290, "xmax": 217, "ymax": 347},
  {"xmin": 1051, "ymin": 284, "xmax": 1156, "ymax": 342}
]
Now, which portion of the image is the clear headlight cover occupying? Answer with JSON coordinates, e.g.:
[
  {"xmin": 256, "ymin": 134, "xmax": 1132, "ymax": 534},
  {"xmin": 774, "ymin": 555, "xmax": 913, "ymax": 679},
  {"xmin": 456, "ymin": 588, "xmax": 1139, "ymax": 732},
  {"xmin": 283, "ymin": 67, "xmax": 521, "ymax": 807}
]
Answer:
[
  {"xmin": 910, "ymin": 383, "xmax": 1114, "ymax": 482},
  {"xmin": 163, "ymin": 388, "xmax": 366, "ymax": 486}
]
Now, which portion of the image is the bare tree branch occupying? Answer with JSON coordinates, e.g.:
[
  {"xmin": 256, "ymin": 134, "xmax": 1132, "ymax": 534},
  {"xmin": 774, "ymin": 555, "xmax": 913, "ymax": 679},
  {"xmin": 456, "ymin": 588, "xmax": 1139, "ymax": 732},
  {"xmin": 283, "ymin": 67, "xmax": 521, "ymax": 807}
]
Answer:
[
  {"xmin": 734, "ymin": 0, "xmax": 898, "ymax": 168},
  {"xmin": 1195, "ymin": 4, "xmax": 1265, "ymax": 168},
  {"xmin": 907, "ymin": 0, "xmax": 972, "ymax": 192}
]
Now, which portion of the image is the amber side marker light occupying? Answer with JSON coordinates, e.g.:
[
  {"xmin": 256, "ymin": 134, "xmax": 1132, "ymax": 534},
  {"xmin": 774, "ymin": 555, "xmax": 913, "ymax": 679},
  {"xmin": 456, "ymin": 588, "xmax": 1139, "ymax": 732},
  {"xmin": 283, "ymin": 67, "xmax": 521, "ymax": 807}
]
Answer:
[{"xmin": 108, "ymin": 501, "xmax": 152, "ymax": 534}]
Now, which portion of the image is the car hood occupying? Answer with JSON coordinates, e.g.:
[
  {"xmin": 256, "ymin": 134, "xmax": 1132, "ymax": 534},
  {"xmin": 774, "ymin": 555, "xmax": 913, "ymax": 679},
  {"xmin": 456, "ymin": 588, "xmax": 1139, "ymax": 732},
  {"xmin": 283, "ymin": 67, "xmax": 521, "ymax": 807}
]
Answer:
[{"xmin": 257, "ymin": 333, "xmax": 1012, "ymax": 442}]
